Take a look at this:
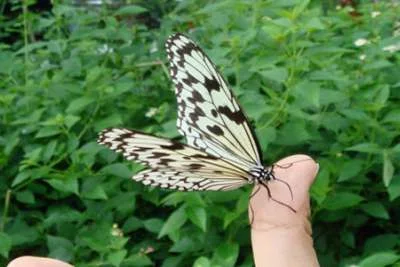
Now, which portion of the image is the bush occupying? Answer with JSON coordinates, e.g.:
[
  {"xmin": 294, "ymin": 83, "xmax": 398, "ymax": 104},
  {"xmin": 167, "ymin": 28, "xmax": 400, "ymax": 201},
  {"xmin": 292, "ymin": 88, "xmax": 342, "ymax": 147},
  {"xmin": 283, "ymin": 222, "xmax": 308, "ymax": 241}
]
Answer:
[{"xmin": 0, "ymin": 1, "xmax": 399, "ymax": 266}]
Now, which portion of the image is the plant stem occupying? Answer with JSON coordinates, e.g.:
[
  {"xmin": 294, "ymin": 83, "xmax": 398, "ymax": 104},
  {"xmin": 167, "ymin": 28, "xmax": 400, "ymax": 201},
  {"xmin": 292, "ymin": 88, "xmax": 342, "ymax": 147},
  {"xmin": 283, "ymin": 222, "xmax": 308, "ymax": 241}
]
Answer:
[
  {"xmin": 1, "ymin": 189, "xmax": 12, "ymax": 232},
  {"xmin": 22, "ymin": 0, "xmax": 29, "ymax": 83}
]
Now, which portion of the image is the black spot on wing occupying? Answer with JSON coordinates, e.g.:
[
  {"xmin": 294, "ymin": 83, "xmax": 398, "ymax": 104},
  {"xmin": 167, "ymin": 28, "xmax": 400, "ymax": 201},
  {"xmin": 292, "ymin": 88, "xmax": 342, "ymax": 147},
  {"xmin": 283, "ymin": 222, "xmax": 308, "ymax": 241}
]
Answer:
[
  {"xmin": 206, "ymin": 125, "xmax": 223, "ymax": 136},
  {"xmin": 204, "ymin": 77, "xmax": 220, "ymax": 92},
  {"xmin": 189, "ymin": 106, "xmax": 205, "ymax": 124},
  {"xmin": 161, "ymin": 142, "xmax": 185, "ymax": 150},
  {"xmin": 188, "ymin": 163, "xmax": 204, "ymax": 169},
  {"xmin": 218, "ymin": 106, "xmax": 246, "ymax": 124},
  {"xmin": 148, "ymin": 152, "xmax": 169, "ymax": 158},
  {"xmin": 182, "ymin": 73, "xmax": 198, "ymax": 86},
  {"xmin": 188, "ymin": 90, "xmax": 205, "ymax": 103},
  {"xmin": 160, "ymin": 158, "xmax": 175, "ymax": 166}
]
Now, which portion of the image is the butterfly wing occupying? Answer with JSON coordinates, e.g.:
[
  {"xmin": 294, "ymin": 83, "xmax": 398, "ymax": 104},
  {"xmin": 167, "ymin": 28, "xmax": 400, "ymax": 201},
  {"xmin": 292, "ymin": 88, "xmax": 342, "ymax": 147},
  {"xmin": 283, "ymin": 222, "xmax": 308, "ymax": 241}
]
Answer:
[
  {"xmin": 165, "ymin": 33, "xmax": 262, "ymax": 170},
  {"xmin": 98, "ymin": 128, "xmax": 249, "ymax": 191}
]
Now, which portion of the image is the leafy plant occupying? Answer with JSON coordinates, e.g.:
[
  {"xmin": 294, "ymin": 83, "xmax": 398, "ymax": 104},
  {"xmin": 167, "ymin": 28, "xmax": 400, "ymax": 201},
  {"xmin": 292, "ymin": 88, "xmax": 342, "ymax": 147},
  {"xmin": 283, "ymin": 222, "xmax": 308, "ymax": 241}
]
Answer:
[{"xmin": 1, "ymin": 0, "xmax": 399, "ymax": 266}]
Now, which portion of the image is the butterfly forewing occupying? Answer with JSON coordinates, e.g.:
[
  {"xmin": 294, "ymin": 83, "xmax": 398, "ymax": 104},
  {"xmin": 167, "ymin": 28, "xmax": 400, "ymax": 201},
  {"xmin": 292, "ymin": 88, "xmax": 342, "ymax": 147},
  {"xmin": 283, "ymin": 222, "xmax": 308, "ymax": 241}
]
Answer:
[
  {"xmin": 165, "ymin": 33, "xmax": 262, "ymax": 169},
  {"xmin": 97, "ymin": 33, "xmax": 265, "ymax": 192},
  {"xmin": 98, "ymin": 128, "xmax": 249, "ymax": 191}
]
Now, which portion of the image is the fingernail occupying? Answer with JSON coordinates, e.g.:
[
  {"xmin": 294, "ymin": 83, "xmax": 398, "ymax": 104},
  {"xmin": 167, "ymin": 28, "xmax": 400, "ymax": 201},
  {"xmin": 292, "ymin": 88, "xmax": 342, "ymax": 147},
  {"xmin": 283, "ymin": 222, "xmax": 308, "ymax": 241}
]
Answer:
[{"xmin": 315, "ymin": 163, "xmax": 320, "ymax": 175}]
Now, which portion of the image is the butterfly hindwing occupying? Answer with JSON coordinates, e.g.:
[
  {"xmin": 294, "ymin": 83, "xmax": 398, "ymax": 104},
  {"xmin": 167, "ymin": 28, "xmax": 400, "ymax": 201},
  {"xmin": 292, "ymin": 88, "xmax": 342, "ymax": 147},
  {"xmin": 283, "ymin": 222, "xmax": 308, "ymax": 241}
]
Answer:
[
  {"xmin": 165, "ymin": 33, "xmax": 262, "ymax": 169},
  {"xmin": 98, "ymin": 128, "xmax": 249, "ymax": 191}
]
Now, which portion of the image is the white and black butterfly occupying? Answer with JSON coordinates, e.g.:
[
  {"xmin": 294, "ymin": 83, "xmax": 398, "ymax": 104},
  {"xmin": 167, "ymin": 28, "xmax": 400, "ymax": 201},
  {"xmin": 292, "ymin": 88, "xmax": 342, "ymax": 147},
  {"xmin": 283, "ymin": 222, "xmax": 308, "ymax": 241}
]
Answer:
[{"xmin": 98, "ymin": 33, "xmax": 294, "ymax": 211}]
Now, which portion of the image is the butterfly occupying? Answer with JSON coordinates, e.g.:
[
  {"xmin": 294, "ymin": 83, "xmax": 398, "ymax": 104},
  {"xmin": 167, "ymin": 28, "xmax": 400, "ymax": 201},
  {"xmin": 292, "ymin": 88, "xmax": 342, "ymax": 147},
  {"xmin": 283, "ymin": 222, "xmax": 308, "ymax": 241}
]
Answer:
[{"xmin": 98, "ymin": 33, "xmax": 295, "ymax": 211}]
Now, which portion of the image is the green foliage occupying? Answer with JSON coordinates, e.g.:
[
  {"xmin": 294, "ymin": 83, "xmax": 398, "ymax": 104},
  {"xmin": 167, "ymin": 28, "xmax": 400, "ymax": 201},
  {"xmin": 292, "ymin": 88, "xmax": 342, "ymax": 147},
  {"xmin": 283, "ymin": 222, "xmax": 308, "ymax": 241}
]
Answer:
[{"xmin": 1, "ymin": 0, "xmax": 399, "ymax": 266}]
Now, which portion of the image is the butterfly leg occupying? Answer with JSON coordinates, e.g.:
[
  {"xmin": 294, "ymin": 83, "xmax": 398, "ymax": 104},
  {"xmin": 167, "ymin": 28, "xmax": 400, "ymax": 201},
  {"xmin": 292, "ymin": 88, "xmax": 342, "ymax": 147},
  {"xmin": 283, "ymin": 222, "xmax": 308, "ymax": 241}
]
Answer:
[
  {"xmin": 249, "ymin": 185, "xmax": 262, "ymax": 225},
  {"xmin": 269, "ymin": 165, "xmax": 293, "ymax": 200},
  {"xmin": 260, "ymin": 181, "xmax": 296, "ymax": 213},
  {"xmin": 273, "ymin": 178, "xmax": 294, "ymax": 201}
]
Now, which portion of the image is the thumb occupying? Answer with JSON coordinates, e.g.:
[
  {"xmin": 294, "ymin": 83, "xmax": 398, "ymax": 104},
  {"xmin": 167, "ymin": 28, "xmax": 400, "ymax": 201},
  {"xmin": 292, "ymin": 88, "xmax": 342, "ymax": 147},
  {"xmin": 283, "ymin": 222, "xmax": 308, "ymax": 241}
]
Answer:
[{"xmin": 249, "ymin": 154, "xmax": 319, "ymax": 228}]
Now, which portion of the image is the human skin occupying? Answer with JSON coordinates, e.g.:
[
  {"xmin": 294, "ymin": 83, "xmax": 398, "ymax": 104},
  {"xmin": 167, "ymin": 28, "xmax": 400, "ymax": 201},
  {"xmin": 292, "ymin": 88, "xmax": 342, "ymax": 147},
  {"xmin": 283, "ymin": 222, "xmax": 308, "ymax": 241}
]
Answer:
[
  {"xmin": 250, "ymin": 154, "xmax": 320, "ymax": 267},
  {"xmin": 8, "ymin": 154, "xmax": 319, "ymax": 267}
]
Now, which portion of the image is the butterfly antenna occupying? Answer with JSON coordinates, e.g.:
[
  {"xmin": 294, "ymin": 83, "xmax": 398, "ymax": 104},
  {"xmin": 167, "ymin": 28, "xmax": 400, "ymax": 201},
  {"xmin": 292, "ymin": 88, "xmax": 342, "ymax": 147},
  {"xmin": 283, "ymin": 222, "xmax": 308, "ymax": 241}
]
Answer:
[
  {"xmin": 260, "ymin": 181, "xmax": 296, "ymax": 213},
  {"xmin": 273, "ymin": 158, "xmax": 315, "ymax": 169}
]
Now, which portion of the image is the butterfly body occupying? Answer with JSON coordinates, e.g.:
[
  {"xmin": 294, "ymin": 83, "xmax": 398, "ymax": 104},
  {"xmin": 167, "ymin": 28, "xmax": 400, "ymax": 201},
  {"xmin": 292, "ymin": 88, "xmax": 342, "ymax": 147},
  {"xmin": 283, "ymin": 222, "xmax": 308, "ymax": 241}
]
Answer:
[{"xmin": 250, "ymin": 165, "xmax": 275, "ymax": 184}]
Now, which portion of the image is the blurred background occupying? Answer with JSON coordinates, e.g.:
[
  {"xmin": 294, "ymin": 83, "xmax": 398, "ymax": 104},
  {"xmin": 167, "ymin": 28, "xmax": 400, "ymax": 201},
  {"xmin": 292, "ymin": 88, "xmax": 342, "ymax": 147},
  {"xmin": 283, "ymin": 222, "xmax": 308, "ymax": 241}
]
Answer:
[{"xmin": 0, "ymin": 0, "xmax": 399, "ymax": 266}]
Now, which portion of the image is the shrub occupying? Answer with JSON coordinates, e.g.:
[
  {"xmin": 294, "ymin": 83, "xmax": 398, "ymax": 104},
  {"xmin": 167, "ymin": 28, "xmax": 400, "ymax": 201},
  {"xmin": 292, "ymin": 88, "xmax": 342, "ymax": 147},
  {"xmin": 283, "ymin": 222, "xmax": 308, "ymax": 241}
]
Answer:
[{"xmin": 0, "ymin": 1, "xmax": 399, "ymax": 266}]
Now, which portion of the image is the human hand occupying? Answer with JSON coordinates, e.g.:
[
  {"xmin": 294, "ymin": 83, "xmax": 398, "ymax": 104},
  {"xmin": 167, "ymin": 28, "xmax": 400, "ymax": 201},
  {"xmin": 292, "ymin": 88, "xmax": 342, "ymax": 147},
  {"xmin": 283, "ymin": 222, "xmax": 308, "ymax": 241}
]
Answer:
[
  {"xmin": 7, "ymin": 256, "xmax": 73, "ymax": 267},
  {"xmin": 250, "ymin": 154, "xmax": 320, "ymax": 267}
]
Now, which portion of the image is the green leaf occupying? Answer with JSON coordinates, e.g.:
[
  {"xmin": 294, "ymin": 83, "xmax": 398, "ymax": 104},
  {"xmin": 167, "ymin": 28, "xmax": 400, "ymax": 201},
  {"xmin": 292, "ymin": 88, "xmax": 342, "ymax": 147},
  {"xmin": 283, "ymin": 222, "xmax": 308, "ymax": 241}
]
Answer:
[
  {"xmin": 359, "ymin": 251, "xmax": 400, "ymax": 267},
  {"xmin": 124, "ymin": 253, "xmax": 153, "ymax": 266},
  {"xmin": 143, "ymin": 218, "xmax": 164, "ymax": 234},
  {"xmin": 62, "ymin": 56, "xmax": 82, "ymax": 76},
  {"xmin": 322, "ymin": 192, "xmax": 364, "ymax": 210},
  {"xmin": 364, "ymin": 60, "xmax": 393, "ymax": 70},
  {"xmin": 170, "ymin": 236, "xmax": 201, "ymax": 253},
  {"xmin": 193, "ymin": 257, "xmax": 211, "ymax": 267},
  {"xmin": 15, "ymin": 190, "xmax": 35, "ymax": 204},
  {"xmin": 81, "ymin": 184, "xmax": 108, "ymax": 200},
  {"xmin": 123, "ymin": 217, "xmax": 143, "ymax": 233},
  {"xmin": 310, "ymin": 167, "xmax": 330, "ymax": 204},
  {"xmin": 276, "ymin": 121, "xmax": 310, "ymax": 145},
  {"xmin": 186, "ymin": 206, "xmax": 207, "ymax": 232},
  {"xmin": 43, "ymin": 140, "xmax": 58, "ymax": 162},
  {"xmin": 383, "ymin": 109, "xmax": 400, "ymax": 123},
  {"xmin": 12, "ymin": 171, "xmax": 32, "ymax": 187},
  {"xmin": 382, "ymin": 150, "xmax": 394, "ymax": 187},
  {"xmin": 364, "ymin": 234, "xmax": 399, "ymax": 254},
  {"xmin": 35, "ymin": 126, "xmax": 62, "ymax": 138},
  {"xmin": 387, "ymin": 175, "xmax": 400, "ymax": 201},
  {"xmin": 360, "ymin": 202, "xmax": 389, "ymax": 220},
  {"xmin": 338, "ymin": 160, "xmax": 363, "ymax": 182},
  {"xmin": 0, "ymin": 233, "xmax": 12, "ymax": 258},
  {"xmin": 305, "ymin": 17, "xmax": 325, "ymax": 30},
  {"xmin": 46, "ymin": 178, "xmax": 79, "ymax": 195},
  {"xmin": 114, "ymin": 5, "xmax": 147, "ymax": 16},
  {"xmin": 47, "ymin": 235, "xmax": 74, "ymax": 262},
  {"xmin": 100, "ymin": 163, "xmax": 132, "ymax": 178},
  {"xmin": 211, "ymin": 243, "xmax": 239, "ymax": 267},
  {"xmin": 293, "ymin": 80, "xmax": 320, "ymax": 109},
  {"xmin": 259, "ymin": 67, "xmax": 288, "ymax": 83},
  {"xmin": 66, "ymin": 97, "xmax": 94, "ymax": 114},
  {"xmin": 346, "ymin": 143, "xmax": 382, "ymax": 154},
  {"xmin": 158, "ymin": 206, "xmax": 187, "ymax": 238},
  {"xmin": 64, "ymin": 115, "xmax": 80, "ymax": 129},
  {"xmin": 107, "ymin": 250, "xmax": 127, "ymax": 267},
  {"xmin": 94, "ymin": 114, "xmax": 123, "ymax": 131}
]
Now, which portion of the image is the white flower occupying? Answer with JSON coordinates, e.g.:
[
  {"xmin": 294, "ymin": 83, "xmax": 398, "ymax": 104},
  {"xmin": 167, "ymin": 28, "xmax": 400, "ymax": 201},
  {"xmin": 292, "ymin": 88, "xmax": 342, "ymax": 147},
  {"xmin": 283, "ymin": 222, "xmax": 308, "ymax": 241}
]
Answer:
[
  {"xmin": 354, "ymin": 38, "xmax": 369, "ymax": 47},
  {"xmin": 359, "ymin": 54, "xmax": 366, "ymax": 61},
  {"xmin": 150, "ymin": 41, "xmax": 158, "ymax": 53},
  {"xmin": 111, "ymin": 223, "xmax": 123, "ymax": 237},
  {"xmin": 382, "ymin": 43, "xmax": 400, "ymax": 53},
  {"xmin": 371, "ymin": 11, "xmax": 381, "ymax": 18},
  {"xmin": 97, "ymin": 44, "xmax": 114, "ymax": 54},
  {"xmin": 145, "ymin": 107, "xmax": 159, "ymax": 118}
]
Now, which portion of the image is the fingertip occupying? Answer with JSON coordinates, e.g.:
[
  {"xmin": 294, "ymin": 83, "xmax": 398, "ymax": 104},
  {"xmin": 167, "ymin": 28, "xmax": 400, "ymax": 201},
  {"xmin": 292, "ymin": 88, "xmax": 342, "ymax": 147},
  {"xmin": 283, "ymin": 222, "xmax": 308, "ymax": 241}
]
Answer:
[
  {"xmin": 275, "ymin": 154, "xmax": 319, "ymax": 182},
  {"xmin": 7, "ymin": 256, "xmax": 73, "ymax": 267}
]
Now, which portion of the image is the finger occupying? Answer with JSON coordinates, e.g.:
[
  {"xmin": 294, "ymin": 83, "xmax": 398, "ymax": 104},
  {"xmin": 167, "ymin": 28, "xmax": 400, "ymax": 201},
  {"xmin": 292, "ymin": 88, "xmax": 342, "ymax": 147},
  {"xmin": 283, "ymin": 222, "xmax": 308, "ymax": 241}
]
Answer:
[
  {"xmin": 7, "ymin": 256, "xmax": 73, "ymax": 267},
  {"xmin": 249, "ymin": 154, "xmax": 319, "ymax": 228}
]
